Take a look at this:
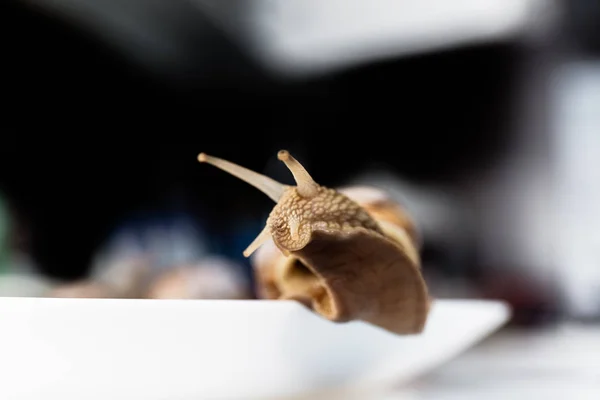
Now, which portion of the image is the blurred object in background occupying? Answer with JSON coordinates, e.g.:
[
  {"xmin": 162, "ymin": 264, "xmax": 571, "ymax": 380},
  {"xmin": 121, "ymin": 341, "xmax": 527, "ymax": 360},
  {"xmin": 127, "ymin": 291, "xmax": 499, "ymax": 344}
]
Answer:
[
  {"xmin": 552, "ymin": 61, "xmax": 600, "ymax": 322},
  {"xmin": 91, "ymin": 256, "xmax": 153, "ymax": 299},
  {"xmin": 552, "ymin": 1, "xmax": 600, "ymax": 323},
  {"xmin": 44, "ymin": 212, "xmax": 192, "ymax": 297},
  {"xmin": 147, "ymin": 256, "xmax": 251, "ymax": 299},
  {"xmin": 0, "ymin": 192, "xmax": 11, "ymax": 275},
  {"xmin": 92, "ymin": 211, "xmax": 211, "ymax": 279},
  {"xmin": 0, "ymin": 269, "xmax": 56, "ymax": 298},
  {"xmin": 48, "ymin": 212, "xmax": 252, "ymax": 299},
  {"xmin": 48, "ymin": 256, "xmax": 152, "ymax": 299},
  {"xmin": 195, "ymin": 0, "xmax": 556, "ymax": 78},
  {"xmin": 49, "ymin": 255, "xmax": 252, "ymax": 300},
  {"xmin": 49, "ymin": 211, "xmax": 210, "ymax": 298},
  {"xmin": 0, "ymin": 192, "xmax": 56, "ymax": 297},
  {"xmin": 477, "ymin": 269, "xmax": 557, "ymax": 327},
  {"xmin": 49, "ymin": 280, "xmax": 119, "ymax": 299},
  {"xmin": 15, "ymin": 0, "xmax": 269, "ymax": 85},
  {"xmin": 12, "ymin": 0, "xmax": 559, "ymax": 84},
  {"xmin": 563, "ymin": 0, "xmax": 600, "ymax": 55}
]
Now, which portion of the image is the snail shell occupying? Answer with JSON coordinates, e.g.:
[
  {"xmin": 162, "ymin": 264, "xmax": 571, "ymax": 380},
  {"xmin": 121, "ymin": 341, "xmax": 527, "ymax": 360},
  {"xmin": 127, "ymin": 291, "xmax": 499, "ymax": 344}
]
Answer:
[{"xmin": 198, "ymin": 150, "xmax": 430, "ymax": 335}]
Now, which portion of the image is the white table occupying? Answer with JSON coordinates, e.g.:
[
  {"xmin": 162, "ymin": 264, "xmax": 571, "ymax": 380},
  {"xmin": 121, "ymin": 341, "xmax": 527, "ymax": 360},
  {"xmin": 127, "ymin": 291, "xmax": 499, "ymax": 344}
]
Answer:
[{"xmin": 388, "ymin": 323, "xmax": 600, "ymax": 400}]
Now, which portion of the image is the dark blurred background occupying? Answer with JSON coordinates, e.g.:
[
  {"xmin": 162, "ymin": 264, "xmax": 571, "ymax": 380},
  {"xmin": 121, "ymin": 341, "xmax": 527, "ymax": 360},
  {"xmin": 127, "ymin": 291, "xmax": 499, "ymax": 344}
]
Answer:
[{"xmin": 1, "ymin": 0, "xmax": 599, "ymax": 326}]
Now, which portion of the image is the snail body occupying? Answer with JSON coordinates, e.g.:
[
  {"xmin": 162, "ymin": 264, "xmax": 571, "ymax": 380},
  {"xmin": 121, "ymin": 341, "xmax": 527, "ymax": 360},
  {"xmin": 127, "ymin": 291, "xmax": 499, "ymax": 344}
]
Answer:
[{"xmin": 198, "ymin": 150, "xmax": 430, "ymax": 335}]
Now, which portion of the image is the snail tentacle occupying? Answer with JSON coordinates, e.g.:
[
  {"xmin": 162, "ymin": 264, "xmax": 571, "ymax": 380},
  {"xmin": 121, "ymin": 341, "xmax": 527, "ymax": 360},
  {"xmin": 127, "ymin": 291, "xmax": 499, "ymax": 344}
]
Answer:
[
  {"xmin": 277, "ymin": 150, "xmax": 319, "ymax": 198},
  {"xmin": 243, "ymin": 224, "xmax": 272, "ymax": 258},
  {"xmin": 198, "ymin": 152, "xmax": 286, "ymax": 202}
]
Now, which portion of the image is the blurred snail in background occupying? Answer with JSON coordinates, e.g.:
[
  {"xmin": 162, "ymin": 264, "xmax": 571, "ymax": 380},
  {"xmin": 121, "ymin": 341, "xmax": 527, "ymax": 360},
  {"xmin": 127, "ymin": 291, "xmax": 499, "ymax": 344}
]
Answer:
[
  {"xmin": 198, "ymin": 150, "xmax": 430, "ymax": 335},
  {"xmin": 48, "ymin": 255, "xmax": 252, "ymax": 300},
  {"xmin": 146, "ymin": 256, "xmax": 251, "ymax": 300},
  {"xmin": 48, "ymin": 256, "xmax": 152, "ymax": 299},
  {"xmin": 48, "ymin": 280, "xmax": 119, "ymax": 298}
]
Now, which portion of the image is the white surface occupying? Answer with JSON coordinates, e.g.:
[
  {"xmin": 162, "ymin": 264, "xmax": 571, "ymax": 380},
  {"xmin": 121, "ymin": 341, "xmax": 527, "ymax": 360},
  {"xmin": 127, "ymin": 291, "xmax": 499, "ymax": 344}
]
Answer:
[
  {"xmin": 392, "ymin": 324, "xmax": 600, "ymax": 399},
  {"xmin": 0, "ymin": 298, "xmax": 510, "ymax": 400}
]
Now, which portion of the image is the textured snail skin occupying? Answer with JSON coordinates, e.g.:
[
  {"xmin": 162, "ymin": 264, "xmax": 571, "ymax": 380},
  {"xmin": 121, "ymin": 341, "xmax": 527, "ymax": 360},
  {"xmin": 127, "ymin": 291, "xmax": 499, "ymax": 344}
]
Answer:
[
  {"xmin": 199, "ymin": 151, "xmax": 430, "ymax": 335},
  {"xmin": 337, "ymin": 186, "xmax": 421, "ymax": 247}
]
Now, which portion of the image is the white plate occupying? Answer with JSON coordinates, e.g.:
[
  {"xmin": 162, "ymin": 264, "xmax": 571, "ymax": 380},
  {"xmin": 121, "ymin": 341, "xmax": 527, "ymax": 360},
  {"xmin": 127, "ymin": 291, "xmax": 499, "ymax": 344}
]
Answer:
[{"xmin": 0, "ymin": 298, "xmax": 510, "ymax": 400}]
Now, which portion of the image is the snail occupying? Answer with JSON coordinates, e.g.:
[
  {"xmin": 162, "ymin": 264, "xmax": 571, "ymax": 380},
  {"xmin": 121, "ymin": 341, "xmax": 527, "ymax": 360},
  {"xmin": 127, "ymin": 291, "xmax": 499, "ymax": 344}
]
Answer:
[
  {"xmin": 48, "ymin": 256, "xmax": 152, "ymax": 299},
  {"xmin": 48, "ymin": 280, "xmax": 118, "ymax": 298},
  {"xmin": 197, "ymin": 150, "xmax": 430, "ymax": 335},
  {"xmin": 146, "ymin": 256, "xmax": 252, "ymax": 300}
]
